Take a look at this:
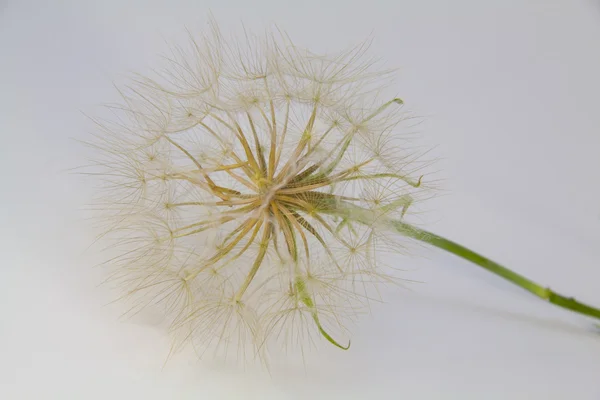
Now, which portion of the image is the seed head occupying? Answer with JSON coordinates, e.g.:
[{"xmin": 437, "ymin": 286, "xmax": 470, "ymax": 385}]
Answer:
[{"xmin": 86, "ymin": 20, "xmax": 431, "ymax": 363}]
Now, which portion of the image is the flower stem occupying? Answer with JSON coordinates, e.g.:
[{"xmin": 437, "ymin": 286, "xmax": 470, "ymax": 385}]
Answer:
[
  {"xmin": 391, "ymin": 219, "xmax": 600, "ymax": 322},
  {"xmin": 324, "ymin": 202, "xmax": 600, "ymax": 322}
]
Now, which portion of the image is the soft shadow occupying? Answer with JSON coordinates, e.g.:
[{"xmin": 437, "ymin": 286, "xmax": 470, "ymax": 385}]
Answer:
[{"xmin": 404, "ymin": 292, "xmax": 600, "ymax": 340}]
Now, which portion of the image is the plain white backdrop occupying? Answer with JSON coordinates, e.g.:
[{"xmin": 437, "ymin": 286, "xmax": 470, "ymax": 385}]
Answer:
[{"xmin": 1, "ymin": 0, "xmax": 600, "ymax": 398}]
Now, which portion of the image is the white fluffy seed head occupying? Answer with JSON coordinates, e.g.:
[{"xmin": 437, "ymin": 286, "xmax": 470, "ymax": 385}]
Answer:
[{"xmin": 84, "ymin": 18, "xmax": 434, "ymax": 364}]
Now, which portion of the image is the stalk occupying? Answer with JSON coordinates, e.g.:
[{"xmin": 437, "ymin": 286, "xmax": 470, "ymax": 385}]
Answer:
[
  {"xmin": 391, "ymin": 220, "xmax": 600, "ymax": 321},
  {"xmin": 326, "ymin": 202, "xmax": 600, "ymax": 322}
]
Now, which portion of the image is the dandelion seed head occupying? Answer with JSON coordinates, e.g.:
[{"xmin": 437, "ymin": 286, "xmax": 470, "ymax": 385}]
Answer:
[{"xmin": 86, "ymin": 18, "xmax": 432, "ymax": 364}]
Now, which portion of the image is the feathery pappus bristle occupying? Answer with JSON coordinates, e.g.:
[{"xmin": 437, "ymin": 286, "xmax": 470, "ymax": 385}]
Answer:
[{"xmin": 83, "ymin": 18, "xmax": 433, "ymax": 364}]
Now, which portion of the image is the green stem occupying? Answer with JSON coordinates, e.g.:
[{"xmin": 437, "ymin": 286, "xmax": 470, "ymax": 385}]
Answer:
[
  {"xmin": 325, "ymin": 202, "xmax": 600, "ymax": 322},
  {"xmin": 391, "ymin": 220, "xmax": 600, "ymax": 321}
]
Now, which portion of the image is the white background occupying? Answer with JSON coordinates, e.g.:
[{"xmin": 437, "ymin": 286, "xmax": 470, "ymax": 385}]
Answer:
[{"xmin": 1, "ymin": 0, "xmax": 600, "ymax": 398}]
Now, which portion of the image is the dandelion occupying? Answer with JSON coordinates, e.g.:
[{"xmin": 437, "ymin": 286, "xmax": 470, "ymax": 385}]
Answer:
[{"xmin": 85, "ymin": 19, "xmax": 600, "ymax": 363}]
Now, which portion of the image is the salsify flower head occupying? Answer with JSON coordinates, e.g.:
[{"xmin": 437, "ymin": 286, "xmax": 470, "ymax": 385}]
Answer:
[{"xmin": 86, "ymin": 20, "xmax": 432, "ymax": 363}]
